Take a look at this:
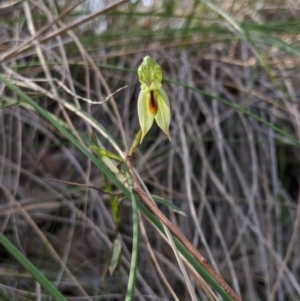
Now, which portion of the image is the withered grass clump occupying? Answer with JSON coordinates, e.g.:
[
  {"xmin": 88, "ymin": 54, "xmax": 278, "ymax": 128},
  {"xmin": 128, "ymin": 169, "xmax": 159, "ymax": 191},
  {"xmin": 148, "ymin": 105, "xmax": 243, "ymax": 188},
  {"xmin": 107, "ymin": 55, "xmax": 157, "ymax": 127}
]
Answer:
[{"xmin": 0, "ymin": 1, "xmax": 300, "ymax": 300}]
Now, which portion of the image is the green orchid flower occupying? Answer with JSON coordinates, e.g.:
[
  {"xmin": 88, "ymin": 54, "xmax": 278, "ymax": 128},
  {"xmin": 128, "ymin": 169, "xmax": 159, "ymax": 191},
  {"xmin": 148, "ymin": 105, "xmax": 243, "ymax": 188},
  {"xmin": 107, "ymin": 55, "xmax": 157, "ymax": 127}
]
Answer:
[{"xmin": 137, "ymin": 55, "xmax": 171, "ymax": 143}]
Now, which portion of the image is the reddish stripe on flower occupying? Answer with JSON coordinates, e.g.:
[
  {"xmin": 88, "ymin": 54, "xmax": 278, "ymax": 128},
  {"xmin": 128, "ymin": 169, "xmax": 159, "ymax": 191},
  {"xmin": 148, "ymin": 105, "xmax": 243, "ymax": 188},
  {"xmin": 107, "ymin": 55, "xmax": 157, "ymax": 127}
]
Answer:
[{"xmin": 148, "ymin": 90, "xmax": 158, "ymax": 115}]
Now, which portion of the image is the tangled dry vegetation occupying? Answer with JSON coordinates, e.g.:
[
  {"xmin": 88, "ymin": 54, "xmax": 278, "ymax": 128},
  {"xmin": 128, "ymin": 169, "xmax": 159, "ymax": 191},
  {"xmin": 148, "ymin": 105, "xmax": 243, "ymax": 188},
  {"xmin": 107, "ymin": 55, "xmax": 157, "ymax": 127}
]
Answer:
[{"xmin": 0, "ymin": 0, "xmax": 300, "ymax": 300}]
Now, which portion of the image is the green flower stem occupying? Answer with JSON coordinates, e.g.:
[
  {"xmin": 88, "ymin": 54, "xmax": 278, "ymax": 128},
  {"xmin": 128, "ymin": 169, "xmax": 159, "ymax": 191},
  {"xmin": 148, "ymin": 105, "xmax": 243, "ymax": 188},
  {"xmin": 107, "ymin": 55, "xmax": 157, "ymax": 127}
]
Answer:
[
  {"xmin": 128, "ymin": 130, "xmax": 142, "ymax": 157},
  {"xmin": 124, "ymin": 166, "xmax": 139, "ymax": 301}
]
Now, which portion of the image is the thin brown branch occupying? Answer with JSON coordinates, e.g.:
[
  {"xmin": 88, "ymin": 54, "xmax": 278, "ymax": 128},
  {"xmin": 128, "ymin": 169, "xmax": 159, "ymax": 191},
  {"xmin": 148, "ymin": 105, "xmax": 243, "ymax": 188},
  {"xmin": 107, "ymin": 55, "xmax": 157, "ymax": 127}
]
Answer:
[
  {"xmin": 125, "ymin": 155, "xmax": 242, "ymax": 301},
  {"xmin": 47, "ymin": 178, "xmax": 122, "ymax": 197}
]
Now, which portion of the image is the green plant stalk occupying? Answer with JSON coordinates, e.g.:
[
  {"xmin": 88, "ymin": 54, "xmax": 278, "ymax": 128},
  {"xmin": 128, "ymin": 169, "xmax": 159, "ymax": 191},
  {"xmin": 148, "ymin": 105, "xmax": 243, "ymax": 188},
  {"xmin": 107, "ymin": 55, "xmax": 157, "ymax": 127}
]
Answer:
[
  {"xmin": 90, "ymin": 135, "xmax": 121, "ymax": 225},
  {"xmin": 0, "ymin": 234, "xmax": 68, "ymax": 301},
  {"xmin": 0, "ymin": 75, "xmax": 235, "ymax": 300},
  {"xmin": 94, "ymin": 150, "xmax": 120, "ymax": 225},
  {"xmin": 105, "ymin": 172, "xmax": 120, "ymax": 226},
  {"xmin": 125, "ymin": 167, "xmax": 139, "ymax": 301}
]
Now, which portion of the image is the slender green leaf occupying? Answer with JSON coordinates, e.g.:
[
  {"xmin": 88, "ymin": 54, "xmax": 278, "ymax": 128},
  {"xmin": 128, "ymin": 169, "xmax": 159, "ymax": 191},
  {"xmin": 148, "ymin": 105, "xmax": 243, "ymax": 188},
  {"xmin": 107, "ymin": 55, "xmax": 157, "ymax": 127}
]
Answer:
[
  {"xmin": 109, "ymin": 238, "xmax": 122, "ymax": 275},
  {"xmin": 0, "ymin": 234, "xmax": 68, "ymax": 301},
  {"xmin": 152, "ymin": 195, "xmax": 187, "ymax": 216},
  {"xmin": 90, "ymin": 145, "xmax": 123, "ymax": 163}
]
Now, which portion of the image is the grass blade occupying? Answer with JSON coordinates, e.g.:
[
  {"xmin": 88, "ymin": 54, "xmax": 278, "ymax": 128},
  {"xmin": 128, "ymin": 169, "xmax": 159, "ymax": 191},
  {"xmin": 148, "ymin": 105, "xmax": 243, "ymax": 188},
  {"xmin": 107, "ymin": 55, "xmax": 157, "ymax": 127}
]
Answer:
[{"xmin": 0, "ymin": 234, "xmax": 68, "ymax": 301}]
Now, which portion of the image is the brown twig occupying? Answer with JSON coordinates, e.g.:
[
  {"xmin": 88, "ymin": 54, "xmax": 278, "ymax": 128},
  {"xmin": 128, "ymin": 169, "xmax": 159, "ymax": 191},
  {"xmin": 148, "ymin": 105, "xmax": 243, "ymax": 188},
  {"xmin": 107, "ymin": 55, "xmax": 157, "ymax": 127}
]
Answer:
[
  {"xmin": 125, "ymin": 155, "xmax": 242, "ymax": 301},
  {"xmin": 47, "ymin": 178, "xmax": 122, "ymax": 197}
]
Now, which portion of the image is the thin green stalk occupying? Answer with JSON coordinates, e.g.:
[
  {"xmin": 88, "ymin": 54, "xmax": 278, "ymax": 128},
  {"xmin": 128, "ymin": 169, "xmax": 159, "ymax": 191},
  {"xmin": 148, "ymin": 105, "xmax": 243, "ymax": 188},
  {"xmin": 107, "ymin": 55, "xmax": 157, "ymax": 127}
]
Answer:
[
  {"xmin": 128, "ymin": 130, "xmax": 142, "ymax": 156},
  {"xmin": 0, "ymin": 74, "xmax": 236, "ymax": 300},
  {"xmin": 125, "ymin": 166, "xmax": 139, "ymax": 301}
]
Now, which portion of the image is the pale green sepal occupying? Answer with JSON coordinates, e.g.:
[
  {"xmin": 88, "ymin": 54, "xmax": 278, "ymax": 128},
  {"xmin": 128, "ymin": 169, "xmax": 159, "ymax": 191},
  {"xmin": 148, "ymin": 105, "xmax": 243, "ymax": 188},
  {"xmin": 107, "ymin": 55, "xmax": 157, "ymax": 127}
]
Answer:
[
  {"xmin": 140, "ymin": 80, "xmax": 161, "ymax": 91},
  {"xmin": 154, "ymin": 87, "xmax": 171, "ymax": 140},
  {"xmin": 138, "ymin": 55, "xmax": 162, "ymax": 89},
  {"xmin": 137, "ymin": 89, "xmax": 155, "ymax": 143},
  {"xmin": 149, "ymin": 80, "xmax": 161, "ymax": 90},
  {"xmin": 140, "ymin": 82, "xmax": 148, "ymax": 90}
]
